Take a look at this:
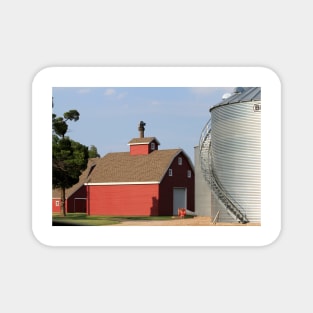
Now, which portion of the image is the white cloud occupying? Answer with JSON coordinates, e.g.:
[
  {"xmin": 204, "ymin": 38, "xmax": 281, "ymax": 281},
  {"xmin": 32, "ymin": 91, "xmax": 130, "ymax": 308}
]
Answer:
[
  {"xmin": 150, "ymin": 100, "xmax": 160, "ymax": 105},
  {"xmin": 77, "ymin": 88, "xmax": 91, "ymax": 94},
  {"xmin": 117, "ymin": 92, "xmax": 127, "ymax": 100},
  {"xmin": 104, "ymin": 88, "xmax": 116, "ymax": 96},
  {"xmin": 189, "ymin": 87, "xmax": 234, "ymax": 96},
  {"xmin": 104, "ymin": 88, "xmax": 127, "ymax": 100}
]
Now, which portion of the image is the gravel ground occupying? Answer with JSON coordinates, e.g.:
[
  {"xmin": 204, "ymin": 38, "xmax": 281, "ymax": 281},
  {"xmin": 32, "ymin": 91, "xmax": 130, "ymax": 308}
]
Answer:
[{"xmin": 113, "ymin": 216, "xmax": 260, "ymax": 226}]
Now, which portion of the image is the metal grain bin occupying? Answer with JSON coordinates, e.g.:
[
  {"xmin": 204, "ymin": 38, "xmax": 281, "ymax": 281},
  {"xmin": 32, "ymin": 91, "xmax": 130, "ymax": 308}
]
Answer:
[{"xmin": 209, "ymin": 87, "xmax": 261, "ymax": 223}]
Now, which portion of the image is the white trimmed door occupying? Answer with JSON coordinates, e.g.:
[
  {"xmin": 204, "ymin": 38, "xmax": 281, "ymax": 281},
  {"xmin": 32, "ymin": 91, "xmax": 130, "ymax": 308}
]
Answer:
[{"xmin": 173, "ymin": 188, "xmax": 186, "ymax": 215}]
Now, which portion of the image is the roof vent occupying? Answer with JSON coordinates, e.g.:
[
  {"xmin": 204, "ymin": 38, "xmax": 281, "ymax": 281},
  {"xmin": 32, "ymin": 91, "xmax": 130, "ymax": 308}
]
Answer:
[
  {"xmin": 222, "ymin": 92, "xmax": 232, "ymax": 100},
  {"xmin": 233, "ymin": 87, "xmax": 245, "ymax": 94}
]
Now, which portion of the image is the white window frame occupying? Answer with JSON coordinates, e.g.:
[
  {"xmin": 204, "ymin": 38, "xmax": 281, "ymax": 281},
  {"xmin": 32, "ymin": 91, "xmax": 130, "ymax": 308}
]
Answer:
[
  {"xmin": 151, "ymin": 142, "xmax": 155, "ymax": 150},
  {"xmin": 56, "ymin": 200, "xmax": 60, "ymax": 206},
  {"xmin": 187, "ymin": 170, "xmax": 191, "ymax": 178},
  {"xmin": 169, "ymin": 169, "xmax": 173, "ymax": 176},
  {"xmin": 178, "ymin": 157, "xmax": 182, "ymax": 165}
]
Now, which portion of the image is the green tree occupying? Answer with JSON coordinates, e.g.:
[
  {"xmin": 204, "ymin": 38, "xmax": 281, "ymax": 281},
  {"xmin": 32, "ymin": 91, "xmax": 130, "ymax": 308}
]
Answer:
[
  {"xmin": 52, "ymin": 110, "xmax": 88, "ymax": 216},
  {"xmin": 53, "ymin": 109, "xmax": 80, "ymax": 138},
  {"xmin": 88, "ymin": 145, "xmax": 100, "ymax": 158}
]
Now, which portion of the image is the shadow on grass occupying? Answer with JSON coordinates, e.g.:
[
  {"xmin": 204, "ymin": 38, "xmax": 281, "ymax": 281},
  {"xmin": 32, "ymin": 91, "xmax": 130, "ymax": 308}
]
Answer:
[
  {"xmin": 52, "ymin": 221, "xmax": 80, "ymax": 226},
  {"xmin": 52, "ymin": 213, "xmax": 194, "ymax": 226}
]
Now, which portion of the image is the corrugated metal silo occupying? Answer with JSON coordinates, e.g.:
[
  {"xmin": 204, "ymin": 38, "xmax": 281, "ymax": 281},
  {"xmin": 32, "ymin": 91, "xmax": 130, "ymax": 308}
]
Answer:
[{"xmin": 197, "ymin": 87, "xmax": 261, "ymax": 223}]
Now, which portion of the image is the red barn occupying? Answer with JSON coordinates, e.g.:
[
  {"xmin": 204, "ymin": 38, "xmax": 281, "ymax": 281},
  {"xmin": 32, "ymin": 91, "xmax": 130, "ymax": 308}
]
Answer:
[{"xmin": 53, "ymin": 122, "xmax": 195, "ymax": 216}]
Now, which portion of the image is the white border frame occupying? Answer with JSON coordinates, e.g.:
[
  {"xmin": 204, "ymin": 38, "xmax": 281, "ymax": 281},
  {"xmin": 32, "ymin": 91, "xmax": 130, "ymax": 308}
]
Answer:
[{"xmin": 32, "ymin": 67, "xmax": 281, "ymax": 247}]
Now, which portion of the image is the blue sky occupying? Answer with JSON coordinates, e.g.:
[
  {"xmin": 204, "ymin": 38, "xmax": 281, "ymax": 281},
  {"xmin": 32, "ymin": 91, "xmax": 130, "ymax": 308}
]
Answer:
[{"xmin": 52, "ymin": 87, "xmax": 234, "ymax": 164}]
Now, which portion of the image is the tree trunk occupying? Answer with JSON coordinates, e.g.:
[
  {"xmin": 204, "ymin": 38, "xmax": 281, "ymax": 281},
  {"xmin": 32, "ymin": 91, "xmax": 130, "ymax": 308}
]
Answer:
[{"xmin": 61, "ymin": 187, "xmax": 66, "ymax": 216}]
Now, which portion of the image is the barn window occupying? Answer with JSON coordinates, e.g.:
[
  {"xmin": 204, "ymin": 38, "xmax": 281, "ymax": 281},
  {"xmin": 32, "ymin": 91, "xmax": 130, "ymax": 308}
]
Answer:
[
  {"xmin": 187, "ymin": 170, "xmax": 191, "ymax": 178},
  {"xmin": 151, "ymin": 142, "xmax": 155, "ymax": 150},
  {"xmin": 169, "ymin": 169, "xmax": 173, "ymax": 176},
  {"xmin": 178, "ymin": 157, "xmax": 182, "ymax": 165},
  {"xmin": 56, "ymin": 201, "xmax": 60, "ymax": 206}
]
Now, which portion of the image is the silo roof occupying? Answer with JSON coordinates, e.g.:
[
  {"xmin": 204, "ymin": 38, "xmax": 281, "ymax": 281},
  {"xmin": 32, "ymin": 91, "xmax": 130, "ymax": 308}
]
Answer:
[{"xmin": 210, "ymin": 87, "xmax": 261, "ymax": 111}]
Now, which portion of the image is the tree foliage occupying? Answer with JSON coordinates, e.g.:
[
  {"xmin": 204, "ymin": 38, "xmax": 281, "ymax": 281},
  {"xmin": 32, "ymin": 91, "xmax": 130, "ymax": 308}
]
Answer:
[
  {"xmin": 53, "ymin": 110, "xmax": 80, "ymax": 138},
  {"xmin": 52, "ymin": 108, "xmax": 88, "ymax": 216},
  {"xmin": 52, "ymin": 135, "xmax": 89, "ymax": 189},
  {"xmin": 88, "ymin": 145, "xmax": 100, "ymax": 158}
]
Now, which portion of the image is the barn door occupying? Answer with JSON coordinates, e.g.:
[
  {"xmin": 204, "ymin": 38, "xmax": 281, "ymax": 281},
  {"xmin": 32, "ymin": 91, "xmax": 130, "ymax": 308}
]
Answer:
[
  {"xmin": 173, "ymin": 188, "xmax": 186, "ymax": 215},
  {"xmin": 74, "ymin": 198, "xmax": 87, "ymax": 213}
]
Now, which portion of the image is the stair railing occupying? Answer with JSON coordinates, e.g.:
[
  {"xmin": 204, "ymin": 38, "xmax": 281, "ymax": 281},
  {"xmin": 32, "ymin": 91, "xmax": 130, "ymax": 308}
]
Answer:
[{"xmin": 199, "ymin": 119, "xmax": 249, "ymax": 223}]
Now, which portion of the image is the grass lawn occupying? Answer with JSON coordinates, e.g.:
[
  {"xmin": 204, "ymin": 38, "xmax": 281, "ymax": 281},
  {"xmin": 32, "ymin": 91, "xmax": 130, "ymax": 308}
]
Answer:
[{"xmin": 52, "ymin": 213, "xmax": 192, "ymax": 226}]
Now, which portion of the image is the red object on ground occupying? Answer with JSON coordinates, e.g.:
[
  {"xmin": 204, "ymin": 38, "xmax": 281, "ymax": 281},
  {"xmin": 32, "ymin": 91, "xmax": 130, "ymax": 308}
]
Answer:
[{"xmin": 178, "ymin": 208, "xmax": 186, "ymax": 218}]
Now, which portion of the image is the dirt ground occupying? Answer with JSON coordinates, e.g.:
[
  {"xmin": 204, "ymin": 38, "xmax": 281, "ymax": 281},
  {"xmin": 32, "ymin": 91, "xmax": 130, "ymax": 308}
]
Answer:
[{"xmin": 113, "ymin": 216, "xmax": 261, "ymax": 226}]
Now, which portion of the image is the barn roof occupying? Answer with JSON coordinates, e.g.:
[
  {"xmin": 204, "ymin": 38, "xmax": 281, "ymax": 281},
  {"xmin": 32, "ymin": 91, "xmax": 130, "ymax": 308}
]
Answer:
[
  {"xmin": 128, "ymin": 137, "xmax": 160, "ymax": 145},
  {"xmin": 53, "ymin": 149, "xmax": 192, "ymax": 198},
  {"xmin": 88, "ymin": 149, "xmax": 183, "ymax": 184}
]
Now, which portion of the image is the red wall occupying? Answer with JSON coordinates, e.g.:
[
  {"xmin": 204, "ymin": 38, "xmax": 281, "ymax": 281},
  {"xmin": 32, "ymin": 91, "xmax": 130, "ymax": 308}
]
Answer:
[
  {"xmin": 130, "ymin": 141, "xmax": 159, "ymax": 155},
  {"xmin": 159, "ymin": 153, "xmax": 195, "ymax": 215},
  {"xmin": 87, "ymin": 184, "xmax": 160, "ymax": 216},
  {"xmin": 52, "ymin": 199, "xmax": 61, "ymax": 213},
  {"xmin": 130, "ymin": 144, "xmax": 149, "ymax": 155},
  {"xmin": 52, "ymin": 198, "xmax": 69, "ymax": 213}
]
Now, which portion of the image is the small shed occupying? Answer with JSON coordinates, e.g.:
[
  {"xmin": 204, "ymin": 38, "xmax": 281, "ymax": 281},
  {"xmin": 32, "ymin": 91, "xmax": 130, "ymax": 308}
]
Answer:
[{"xmin": 52, "ymin": 159, "xmax": 98, "ymax": 213}]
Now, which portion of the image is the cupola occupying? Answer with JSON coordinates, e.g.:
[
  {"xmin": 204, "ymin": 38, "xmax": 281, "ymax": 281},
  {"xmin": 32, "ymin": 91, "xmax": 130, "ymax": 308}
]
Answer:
[{"xmin": 128, "ymin": 121, "xmax": 160, "ymax": 155}]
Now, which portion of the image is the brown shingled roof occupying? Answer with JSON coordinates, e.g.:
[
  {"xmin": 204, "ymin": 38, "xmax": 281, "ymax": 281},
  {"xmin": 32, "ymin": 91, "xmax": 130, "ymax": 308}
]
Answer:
[
  {"xmin": 89, "ymin": 149, "xmax": 182, "ymax": 183},
  {"xmin": 128, "ymin": 137, "xmax": 160, "ymax": 145},
  {"xmin": 53, "ymin": 148, "xmax": 190, "ymax": 198}
]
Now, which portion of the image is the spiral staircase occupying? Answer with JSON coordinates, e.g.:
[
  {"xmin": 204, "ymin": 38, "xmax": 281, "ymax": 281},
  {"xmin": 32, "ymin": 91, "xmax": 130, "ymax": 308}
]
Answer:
[{"xmin": 199, "ymin": 119, "xmax": 249, "ymax": 223}]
